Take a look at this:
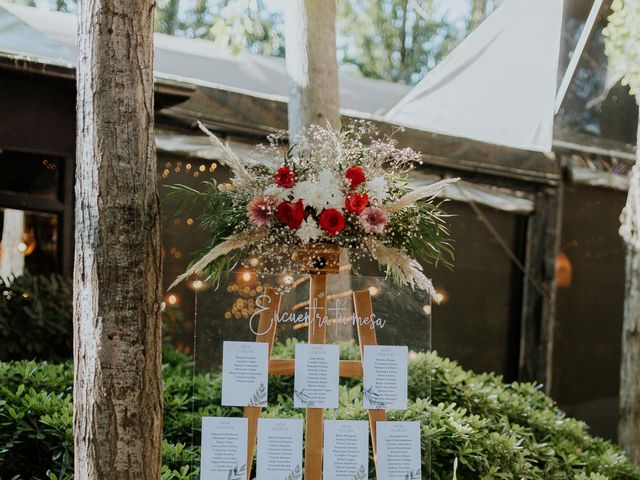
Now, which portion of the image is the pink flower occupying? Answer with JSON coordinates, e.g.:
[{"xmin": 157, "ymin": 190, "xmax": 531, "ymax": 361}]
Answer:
[
  {"xmin": 360, "ymin": 207, "xmax": 388, "ymax": 233},
  {"xmin": 247, "ymin": 195, "xmax": 275, "ymax": 226}
]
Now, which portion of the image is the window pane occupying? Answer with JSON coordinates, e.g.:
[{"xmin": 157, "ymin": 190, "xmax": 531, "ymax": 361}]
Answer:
[
  {"xmin": 0, "ymin": 208, "xmax": 59, "ymax": 277},
  {"xmin": 0, "ymin": 150, "xmax": 62, "ymax": 198}
]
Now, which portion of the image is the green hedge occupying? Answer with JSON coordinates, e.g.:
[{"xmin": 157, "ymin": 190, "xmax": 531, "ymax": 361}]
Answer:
[
  {"xmin": 1, "ymin": 340, "xmax": 638, "ymax": 480},
  {"xmin": 0, "ymin": 273, "xmax": 73, "ymax": 362}
]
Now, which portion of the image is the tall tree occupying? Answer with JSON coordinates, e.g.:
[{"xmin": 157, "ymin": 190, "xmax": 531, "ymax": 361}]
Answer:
[
  {"xmin": 604, "ymin": 0, "xmax": 640, "ymax": 465},
  {"xmin": 284, "ymin": 3, "xmax": 340, "ymax": 479},
  {"xmin": 154, "ymin": 0, "xmax": 285, "ymax": 56},
  {"xmin": 156, "ymin": 0, "xmax": 181, "ymax": 35},
  {"xmin": 284, "ymin": 0, "xmax": 340, "ymax": 138},
  {"xmin": 336, "ymin": 0, "xmax": 458, "ymax": 84},
  {"xmin": 75, "ymin": 0, "xmax": 163, "ymax": 478}
]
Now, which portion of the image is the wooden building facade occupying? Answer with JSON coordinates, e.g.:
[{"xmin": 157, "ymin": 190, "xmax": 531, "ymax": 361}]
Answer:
[{"xmin": 0, "ymin": 1, "xmax": 637, "ymax": 440}]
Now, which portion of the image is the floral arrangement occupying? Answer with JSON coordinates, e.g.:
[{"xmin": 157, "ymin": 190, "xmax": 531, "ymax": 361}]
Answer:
[{"xmin": 169, "ymin": 121, "xmax": 458, "ymax": 298}]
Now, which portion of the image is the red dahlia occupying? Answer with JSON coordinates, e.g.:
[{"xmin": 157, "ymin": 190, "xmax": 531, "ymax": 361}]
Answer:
[
  {"xmin": 274, "ymin": 166, "xmax": 297, "ymax": 188},
  {"xmin": 275, "ymin": 200, "xmax": 305, "ymax": 229},
  {"xmin": 318, "ymin": 209, "xmax": 346, "ymax": 236},
  {"xmin": 344, "ymin": 193, "xmax": 368, "ymax": 214},
  {"xmin": 345, "ymin": 165, "xmax": 366, "ymax": 189}
]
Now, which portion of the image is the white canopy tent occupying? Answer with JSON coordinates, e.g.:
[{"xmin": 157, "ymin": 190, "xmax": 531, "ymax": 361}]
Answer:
[{"xmin": 385, "ymin": 0, "xmax": 564, "ymax": 153}]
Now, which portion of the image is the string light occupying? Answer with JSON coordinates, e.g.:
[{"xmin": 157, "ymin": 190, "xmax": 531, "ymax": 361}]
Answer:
[{"xmin": 166, "ymin": 293, "xmax": 179, "ymax": 305}]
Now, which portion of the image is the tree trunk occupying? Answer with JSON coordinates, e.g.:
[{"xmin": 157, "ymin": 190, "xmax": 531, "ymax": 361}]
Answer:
[
  {"xmin": 620, "ymin": 111, "xmax": 640, "ymax": 464},
  {"xmin": 74, "ymin": 1, "xmax": 162, "ymax": 478},
  {"xmin": 284, "ymin": 0, "xmax": 340, "ymax": 138}
]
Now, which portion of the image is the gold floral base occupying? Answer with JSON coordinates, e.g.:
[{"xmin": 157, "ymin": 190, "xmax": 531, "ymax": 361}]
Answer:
[{"xmin": 293, "ymin": 243, "xmax": 342, "ymax": 274}]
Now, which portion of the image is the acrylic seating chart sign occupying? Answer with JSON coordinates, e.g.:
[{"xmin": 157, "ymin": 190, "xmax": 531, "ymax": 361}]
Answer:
[
  {"xmin": 191, "ymin": 272, "xmax": 431, "ymax": 480},
  {"xmin": 169, "ymin": 121, "xmax": 457, "ymax": 479}
]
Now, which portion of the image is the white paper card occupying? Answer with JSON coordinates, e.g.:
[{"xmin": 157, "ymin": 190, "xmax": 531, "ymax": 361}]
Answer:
[
  {"xmin": 323, "ymin": 420, "xmax": 369, "ymax": 480},
  {"xmin": 256, "ymin": 418, "xmax": 303, "ymax": 480},
  {"xmin": 293, "ymin": 343, "xmax": 339, "ymax": 408},
  {"xmin": 376, "ymin": 421, "xmax": 421, "ymax": 480},
  {"xmin": 222, "ymin": 341, "xmax": 269, "ymax": 407},
  {"xmin": 363, "ymin": 345, "xmax": 408, "ymax": 410},
  {"xmin": 200, "ymin": 417, "xmax": 248, "ymax": 480}
]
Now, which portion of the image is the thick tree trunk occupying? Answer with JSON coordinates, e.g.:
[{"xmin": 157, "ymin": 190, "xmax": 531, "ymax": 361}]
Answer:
[
  {"xmin": 284, "ymin": 0, "xmax": 340, "ymax": 138},
  {"xmin": 621, "ymin": 245, "xmax": 640, "ymax": 464},
  {"xmin": 620, "ymin": 112, "xmax": 640, "ymax": 464},
  {"xmin": 74, "ymin": 1, "xmax": 162, "ymax": 478}
]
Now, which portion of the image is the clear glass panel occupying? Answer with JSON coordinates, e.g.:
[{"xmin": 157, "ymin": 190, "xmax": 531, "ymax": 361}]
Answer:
[
  {"xmin": 158, "ymin": 154, "xmax": 222, "ymax": 352},
  {"xmin": 187, "ymin": 271, "xmax": 432, "ymax": 479}
]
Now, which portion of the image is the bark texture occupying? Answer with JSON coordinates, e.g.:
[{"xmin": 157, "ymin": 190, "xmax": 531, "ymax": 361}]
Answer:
[
  {"xmin": 621, "ymin": 245, "xmax": 640, "ymax": 464},
  {"xmin": 284, "ymin": 0, "xmax": 340, "ymax": 138},
  {"xmin": 74, "ymin": 1, "xmax": 162, "ymax": 478},
  {"xmin": 620, "ymin": 113, "xmax": 640, "ymax": 464}
]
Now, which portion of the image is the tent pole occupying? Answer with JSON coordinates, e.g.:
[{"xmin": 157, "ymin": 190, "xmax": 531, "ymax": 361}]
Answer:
[{"xmin": 554, "ymin": 0, "xmax": 605, "ymax": 114}]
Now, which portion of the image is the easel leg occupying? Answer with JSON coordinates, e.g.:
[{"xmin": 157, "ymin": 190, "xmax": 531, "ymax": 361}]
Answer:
[
  {"xmin": 305, "ymin": 273, "xmax": 328, "ymax": 480},
  {"xmin": 353, "ymin": 289, "xmax": 387, "ymax": 465},
  {"xmin": 244, "ymin": 286, "xmax": 282, "ymax": 480}
]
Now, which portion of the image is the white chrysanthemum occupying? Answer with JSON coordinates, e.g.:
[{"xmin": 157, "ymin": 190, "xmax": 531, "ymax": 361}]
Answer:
[
  {"xmin": 292, "ymin": 169, "xmax": 344, "ymax": 211},
  {"xmin": 367, "ymin": 176, "xmax": 388, "ymax": 204},
  {"xmin": 264, "ymin": 185, "xmax": 291, "ymax": 201},
  {"xmin": 296, "ymin": 217, "xmax": 323, "ymax": 243},
  {"xmin": 317, "ymin": 169, "xmax": 345, "ymax": 209}
]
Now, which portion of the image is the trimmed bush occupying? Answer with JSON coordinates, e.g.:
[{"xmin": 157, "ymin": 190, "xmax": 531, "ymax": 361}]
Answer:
[{"xmin": 1, "ymin": 340, "xmax": 638, "ymax": 479}]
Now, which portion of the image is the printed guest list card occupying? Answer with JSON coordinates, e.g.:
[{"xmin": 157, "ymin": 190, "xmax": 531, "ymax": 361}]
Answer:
[
  {"xmin": 376, "ymin": 421, "xmax": 421, "ymax": 480},
  {"xmin": 200, "ymin": 417, "xmax": 248, "ymax": 480},
  {"xmin": 257, "ymin": 418, "xmax": 303, "ymax": 480},
  {"xmin": 293, "ymin": 343, "xmax": 340, "ymax": 408},
  {"xmin": 323, "ymin": 420, "xmax": 369, "ymax": 480},
  {"xmin": 363, "ymin": 345, "xmax": 408, "ymax": 410},
  {"xmin": 222, "ymin": 341, "xmax": 269, "ymax": 407}
]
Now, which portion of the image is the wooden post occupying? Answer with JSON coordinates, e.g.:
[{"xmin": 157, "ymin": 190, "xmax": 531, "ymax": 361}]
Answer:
[
  {"xmin": 305, "ymin": 273, "xmax": 328, "ymax": 479},
  {"xmin": 353, "ymin": 289, "xmax": 387, "ymax": 463},
  {"xmin": 518, "ymin": 184, "xmax": 563, "ymax": 392},
  {"xmin": 244, "ymin": 287, "xmax": 282, "ymax": 479},
  {"xmin": 243, "ymin": 247, "xmax": 389, "ymax": 479}
]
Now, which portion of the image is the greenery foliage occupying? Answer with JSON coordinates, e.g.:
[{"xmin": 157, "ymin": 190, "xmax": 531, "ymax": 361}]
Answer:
[
  {"xmin": 1, "ymin": 340, "xmax": 638, "ymax": 479},
  {"xmin": 5, "ymin": 0, "xmax": 502, "ymax": 86},
  {"xmin": 0, "ymin": 273, "xmax": 73, "ymax": 362},
  {"xmin": 336, "ymin": 0, "xmax": 479, "ymax": 84}
]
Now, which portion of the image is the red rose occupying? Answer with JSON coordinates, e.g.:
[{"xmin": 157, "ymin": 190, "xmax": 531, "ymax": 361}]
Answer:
[
  {"xmin": 318, "ymin": 209, "xmax": 345, "ymax": 236},
  {"xmin": 276, "ymin": 200, "xmax": 305, "ymax": 229},
  {"xmin": 344, "ymin": 193, "xmax": 368, "ymax": 214},
  {"xmin": 345, "ymin": 165, "xmax": 366, "ymax": 189},
  {"xmin": 274, "ymin": 166, "xmax": 297, "ymax": 188}
]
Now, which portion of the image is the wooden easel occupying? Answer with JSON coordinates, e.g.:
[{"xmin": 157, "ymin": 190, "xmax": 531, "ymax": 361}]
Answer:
[{"xmin": 243, "ymin": 246, "xmax": 387, "ymax": 480}]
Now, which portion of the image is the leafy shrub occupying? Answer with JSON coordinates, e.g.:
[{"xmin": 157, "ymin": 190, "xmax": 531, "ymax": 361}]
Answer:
[
  {"xmin": 1, "ymin": 341, "xmax": 638, "ymax": 479},
  {"xmin": 0, "ymin": 273, "xmax": 73, "ymax": 362}
]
